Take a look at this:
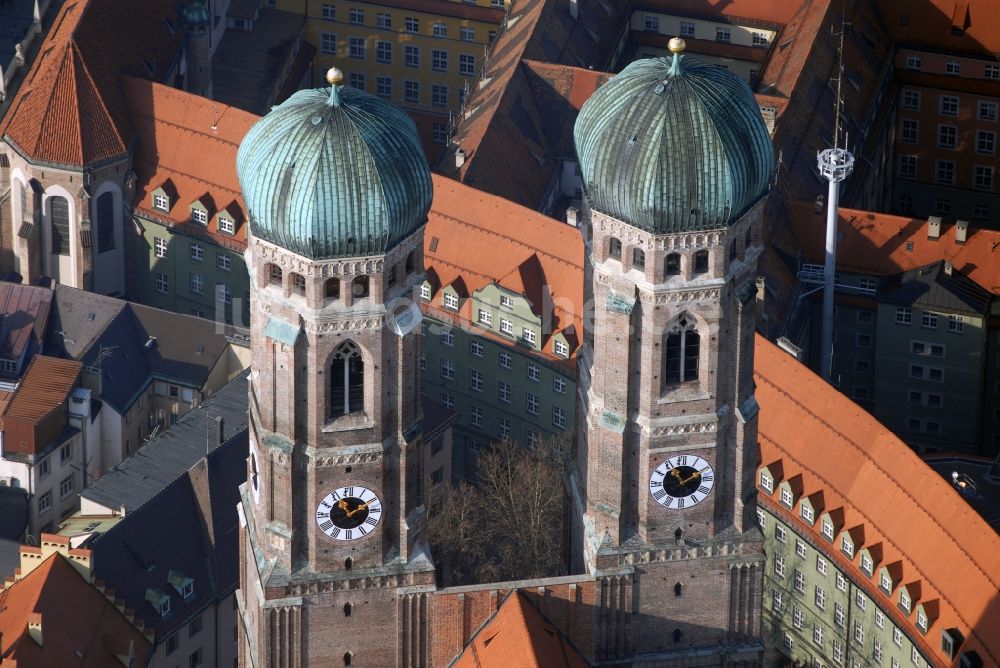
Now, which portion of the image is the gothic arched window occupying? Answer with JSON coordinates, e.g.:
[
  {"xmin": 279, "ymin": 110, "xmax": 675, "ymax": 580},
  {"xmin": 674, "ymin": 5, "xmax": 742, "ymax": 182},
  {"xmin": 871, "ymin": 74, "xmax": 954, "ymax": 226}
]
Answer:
[
  {"xmin": 693, "ymin": 250, "xmax": 709, "ymax": 275},
  {"xmin": 608, "ymin": 237, "xmax": 622, "ymax": 260},
  {"xmin": 331, "ymin": 341, "xmax": 364, "ymax": 416},
  {"xmin": 632, "ymin": 248, "xmax": 645, "ymax": 269},
  {"xmin": 267, "ymin": 263, "xmax": 282, "ymax": 286},
  {"xmin": 344, "ymin": 652, "xmax": 353, "ymax": 666},
  {"xmin": 49, "ymin": 196, "xmax": 70, "ymax": 255},
  {"xmin": 325, "ymin": 278, "xmax": 340, "ymax": 301},
  {"xmin": 665, "ymin": 253, "xmax": 681, "ymax": 276},
  {"xmin": 291, "ymin": 272, "xmax": 306, "ymax": 295},
  {"xmin": 343, "ymin": 602, "xmax": 353, "ymax": 617},
  {"xmin": 96, "ymin": 192, "xmax": 115, "ymax": 253},
  {"xmin": 352, "ymin": 276, "xmax": 370, "ymax": 299},
  {"xmin": 665, "ymin": 315, "xmax": 699, "ymax": 384}
]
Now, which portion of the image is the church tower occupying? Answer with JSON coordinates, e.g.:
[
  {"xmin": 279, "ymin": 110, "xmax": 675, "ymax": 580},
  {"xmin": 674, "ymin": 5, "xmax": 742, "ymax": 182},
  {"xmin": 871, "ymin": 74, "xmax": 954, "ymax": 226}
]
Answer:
[
  {"xmin": 572, "ymin": 40, "xmax": 775, "ymax": 658},
  {"xmin": 235, "ymin": 69, "xmax": 436, "ymax": 668}
]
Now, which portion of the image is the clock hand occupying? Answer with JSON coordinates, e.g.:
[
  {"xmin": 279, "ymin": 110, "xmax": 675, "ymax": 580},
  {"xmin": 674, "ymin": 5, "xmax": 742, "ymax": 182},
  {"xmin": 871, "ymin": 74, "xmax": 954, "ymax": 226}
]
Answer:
[
  {"xmin": 337, "ymin": 500, "xmax": 350, "ymax": 513},
  {"xmin": 345, "ymin": 502, "xmax": 369, "ymax": 518},
  {"xmin": 680, "ymin": 471, "xmax": 702, "ymax": 486},
  {"xmin": 670, "ymin": 468, "xmax": 683, "ymax": 481}
]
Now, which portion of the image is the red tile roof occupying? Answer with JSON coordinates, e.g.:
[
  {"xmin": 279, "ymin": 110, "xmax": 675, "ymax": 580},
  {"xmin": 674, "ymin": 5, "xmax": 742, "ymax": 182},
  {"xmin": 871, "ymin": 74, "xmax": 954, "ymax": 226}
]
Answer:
[
  {"xmin": 636, "ymin": 0, "xmax": 805, "ymax": 25},
  {"xmin": 1, "ymin": 0, "xmax": 184, "ymax": 167},
  {"xmin": 787, "ymin": 200, "xmax": 1000, "ymax": 294},
  {"xmin": 453, "ymin": 591, "xmax": 588, "ymax": 668},
  {"xmin": 3, "ymin": 356, "xmax": 82, "ymax": 426},
  {"xmin": 425, "ymin": 175, "xmax": 584, "ymax": 361},
  {"xmin": 755, "ymin": 335, "xmax": 1000, "ymax": 666},
  {"xmin": 125, "ymin": 77, "xmax": 260, "ymax": 251},
  {"xmin": 877, "ymin": 0, "xmax": 1000, "ymax": 54},
  {"xmin": 0, "ymin": 547, "xmax": 152, "ymax": 667}
]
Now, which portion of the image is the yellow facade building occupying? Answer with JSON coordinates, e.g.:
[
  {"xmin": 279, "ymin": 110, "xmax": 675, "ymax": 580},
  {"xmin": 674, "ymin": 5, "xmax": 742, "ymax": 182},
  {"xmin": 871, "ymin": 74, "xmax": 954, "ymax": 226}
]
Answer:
[{"xmin": 271, "ymin": 0, "xmax": 506, "ymax": 154}]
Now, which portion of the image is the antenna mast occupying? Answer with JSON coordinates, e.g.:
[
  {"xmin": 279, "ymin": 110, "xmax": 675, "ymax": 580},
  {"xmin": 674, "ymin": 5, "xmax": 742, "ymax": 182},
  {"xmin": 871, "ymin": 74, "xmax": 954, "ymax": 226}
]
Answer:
[{"xmin": 816, "ymin": 17, "xmax": 855, "ymax": 382}]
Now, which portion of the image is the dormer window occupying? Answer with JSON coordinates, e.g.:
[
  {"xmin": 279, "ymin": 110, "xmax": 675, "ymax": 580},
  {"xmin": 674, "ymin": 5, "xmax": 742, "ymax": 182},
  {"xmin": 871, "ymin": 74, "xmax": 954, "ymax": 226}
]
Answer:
[
  {"xmin": 154, "ymin": 193, "xmax": 169, "ymax": 212},
  {"xmin": 900, "ymin": 589, "xmax": 911, "ymax": 612},
  {"xmin": 167, "ymin": 571, "xmax": 195, "ymax": 601},
  {"xmin": 759, "ymin": 469, "xmax": 773, "ymax": 492},
  {"xmin": 801, "ymin": 504, "xmax": 814, "ymax": 523},
  {"xmin": 822, "ymin": 518, "xmax": 834, "ymax": 540},
  {"xmin": 554, "ymin": 339, "xmax": 569, "ymax": 357},
  {"xmin": 861, "ymin": 553, "xmax": 873, "ymax": 575},
  {"xmin": 500, "ymin": 294, "xmax": 514, "ymax": 309},
  {"xmin": 218, "ymin": 216, "xmax": 235, "ymax": 234},
  {"xmin": 443, "ymin": 292, "xmax": 459, "ymax": 310},
  {"xmin": 191, "ymin": 208, "xmax": 208, "ymax": 225},
  {"xmin": 917, "ymin": 609, "xmax": 928, "ymax": 632},
  {"xmin": 780, "ymin": 487, "xmax": 793, "ymax": 507},
  {"xmin": 880, "ymin": 572, "xmax": 893, "ymax": 593},
  {"xmin": 840, "ymin": 535, "xmax": 854, "ymax": 558},
  {"xmin": 420, "ymin": 284, "xmax": 431, "ymax": 300},
  {"xmin": 145, "ymin": 589, "xmax": 171, "ymax": 617}
]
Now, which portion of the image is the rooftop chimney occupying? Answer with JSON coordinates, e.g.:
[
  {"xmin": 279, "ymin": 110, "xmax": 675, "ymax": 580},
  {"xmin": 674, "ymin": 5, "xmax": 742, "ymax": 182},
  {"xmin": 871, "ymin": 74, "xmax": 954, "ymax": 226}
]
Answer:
[
  {"xmin": 27, "ymin": 613, "xmax": 41, "ymax": 646},
  {"xmin": 566, "ymin": 206, "xmax": 578, "ymax": 227},
  {"xmin": 955, "ymin": 219, "xmax": 969, "ymax": 245},
  {"xmin": 927, "ymin": 216, "xmax": 942, "ymax": 240},
  {"xmin": 454, "ymin": 148, "xmax": 466, "ymax": 170},
  {"xmin": 208, "ymin": 415, "xmax": 224, "ymax": 453}
]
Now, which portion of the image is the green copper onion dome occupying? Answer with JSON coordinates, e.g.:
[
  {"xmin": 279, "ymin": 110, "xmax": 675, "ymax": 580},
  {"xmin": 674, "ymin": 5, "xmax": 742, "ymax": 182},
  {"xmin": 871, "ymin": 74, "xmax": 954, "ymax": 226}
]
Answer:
[
  {"xmin": 236, "ymin": 68, "xmax": 433, "ymax": 260},
  {"xmin": 574, "ymin": 41, "xmax": 774, "ymax": 233},
  {"xmin": 180, "ymin": 1, "xmax": 210, "ymax": 25}
]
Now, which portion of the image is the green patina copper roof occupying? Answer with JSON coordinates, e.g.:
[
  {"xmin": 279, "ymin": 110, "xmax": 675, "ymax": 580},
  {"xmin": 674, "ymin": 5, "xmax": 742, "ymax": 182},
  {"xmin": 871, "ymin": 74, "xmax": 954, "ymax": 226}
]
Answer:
[
  {"xmin": 180, "ymin": 1, "xmax": 210, "ymax": 24},
  {"xmin": 574, "ymin": 55, "xmax": 774, "ymax": 234},
  {"xmin": 236, "ymin": 83, "xmax": 433, "ymax": 260}
]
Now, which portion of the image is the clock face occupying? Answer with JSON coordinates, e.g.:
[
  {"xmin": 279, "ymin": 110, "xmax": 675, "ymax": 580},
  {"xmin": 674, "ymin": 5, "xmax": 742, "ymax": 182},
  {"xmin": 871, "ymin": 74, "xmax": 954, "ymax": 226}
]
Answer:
[
  {"xmin": 649, "ymin": 455, "xmax": 715, "ymax": 510},
  {"xmin": 315, "ymin": 486, "xmax": 382, "ymax": 541}
]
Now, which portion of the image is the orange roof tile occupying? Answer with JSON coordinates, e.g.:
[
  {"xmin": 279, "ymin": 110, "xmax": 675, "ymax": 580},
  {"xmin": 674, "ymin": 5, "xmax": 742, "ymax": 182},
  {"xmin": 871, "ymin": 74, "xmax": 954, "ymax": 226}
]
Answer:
[
  {"xmin": 125, "ymin": 77, "xmax": 260, "ymax": 250},
  {"xmin": 755, "ymin": 334, "xmax": 1000, "ymax": 665},
  {"xmin": 1, "ymin": 0, "xmax": 185, "ymax": 167},
  {"xmin": 0, "ymin": 551, "xmax": 151, "ymax": 667},
  {"xmin": 787, "ymin": 200, "xmax": 1000, "ymax": 294},
  {"xmin": 453, "ymin": 592, "xmax": 588, "ymax": 668},
  {"xmin": 637, "ymin": 0, "xmax": 805, "ymax": 25},
  {"xmin": 3, "ymin": 356, "xmax": 82, "ymax": 425},
  {"xmin": 877, "ymin": 0, "xmax": 1000, "ymax": 55},
  {"xmin": 425, "ymin": 175, "xmax": 584, "ymax": 360}
]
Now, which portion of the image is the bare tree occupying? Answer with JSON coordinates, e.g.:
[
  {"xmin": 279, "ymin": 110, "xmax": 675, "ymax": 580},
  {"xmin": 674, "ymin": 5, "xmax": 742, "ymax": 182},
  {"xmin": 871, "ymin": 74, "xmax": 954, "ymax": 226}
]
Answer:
[{"xmin": 426, "ymin": 435, "xmax": 568, "ymax": 586}]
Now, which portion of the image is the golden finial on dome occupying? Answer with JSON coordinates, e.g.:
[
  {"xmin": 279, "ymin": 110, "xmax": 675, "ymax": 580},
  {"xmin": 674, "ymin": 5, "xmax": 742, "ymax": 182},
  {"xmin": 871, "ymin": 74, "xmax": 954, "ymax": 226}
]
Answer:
[
  {"xmin": 668, "ymin": 37, "xmax": 686, "ymax": 54},
  {"xmin": 326, "ymin": 67, "xmax": 344, "ymax": 85}
]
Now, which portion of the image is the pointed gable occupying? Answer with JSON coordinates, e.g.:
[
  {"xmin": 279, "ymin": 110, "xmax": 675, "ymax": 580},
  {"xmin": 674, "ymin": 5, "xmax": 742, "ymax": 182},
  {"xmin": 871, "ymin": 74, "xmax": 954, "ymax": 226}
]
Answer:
[{"xmin": 453, "ymin": 591, "xmax": 588, "ymax": 668}]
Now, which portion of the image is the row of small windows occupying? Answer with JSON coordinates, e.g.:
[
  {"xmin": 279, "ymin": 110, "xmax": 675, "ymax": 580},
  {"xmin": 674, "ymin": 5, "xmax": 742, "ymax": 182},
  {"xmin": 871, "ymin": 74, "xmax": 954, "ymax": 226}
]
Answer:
[
  {"xmin": 151, "ymin": 194, "xmax": 238, "ymax": 234},
  {"xmin": 320, "ymin": 34, "xmax": 478, "ymax": 76},
  {"xmin": 761, "ymin": 479, "xmax": 944, "ymax": 650},
  {"xmin": 605, "ymin": 227, "xmax": 752, "ymax": 276},
  {"xmin": 319, "ymin": 4, "xmax": 503, "ymax": 28},
  {"xmin": 904, "ymin": 54, "xmax": 1000, "ymax": 81},
  {"xmin": 264, "ymin": 252, "xmax": 417, "ymax": 302}
]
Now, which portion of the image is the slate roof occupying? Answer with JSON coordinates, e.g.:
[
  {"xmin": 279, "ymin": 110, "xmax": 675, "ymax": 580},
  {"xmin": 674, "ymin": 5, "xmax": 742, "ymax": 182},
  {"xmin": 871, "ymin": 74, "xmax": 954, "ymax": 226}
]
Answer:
[
  {"xmin": 87, "ymin": 428, "xmax": 247, "ymax": 637},
  {"xmin": 878, "ymin": 262, "xmax": 992, "ymax": 316},
  {"xmin": 47, "ymin": 286, "xmax": 247, "ymax": 414},
  {"xmin": 0, "ymin": 551, "xmax": 153, "ymax": 667},
  {"xmin": 80, "ymin": 370, "xmax": 249, "ymax": 514},
  {"xmin": 0, "ymin": 282, "xmax": 52, "ymax": 363},
  {"xmin": 755, "ymin": 335, "xmax": 1000, "ymax": 666},
  {"xmin": 0, "ymin": 0, "xmax": 185, "ymax": 167},
  {"xmin": 452, "ymin": 591, "xmax": 588, "ymax": 668}
]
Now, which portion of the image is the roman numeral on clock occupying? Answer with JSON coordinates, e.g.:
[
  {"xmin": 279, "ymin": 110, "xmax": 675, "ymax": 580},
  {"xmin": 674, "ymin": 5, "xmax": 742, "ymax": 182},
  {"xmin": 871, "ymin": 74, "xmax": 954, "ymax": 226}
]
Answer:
[
  {"xmin": 320, "ymin": 520, "xmax": 333, "ymax": 533},
  {"xmin": 653, "ymin": 489, "xmax": 666, "ymax": 500},
  {"xmin": 677, "ymin": 498, "xmax": 685, "ymax": 509},
  {"xmin": 650, "ymin": 480, "xmax": 663, "ymax": 488},
  {"xmin": 698, "ymin": 485, "xmax": 711, "ymax": 494},
  {"xmin": 365, "ymin": 517, "xmax": 378, "ymax": 526}
]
